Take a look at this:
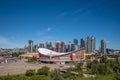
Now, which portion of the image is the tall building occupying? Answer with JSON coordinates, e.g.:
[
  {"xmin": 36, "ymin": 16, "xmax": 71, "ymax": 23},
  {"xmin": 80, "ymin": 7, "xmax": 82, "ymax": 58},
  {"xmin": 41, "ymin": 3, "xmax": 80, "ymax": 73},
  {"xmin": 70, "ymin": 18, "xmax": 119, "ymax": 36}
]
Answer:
[
  {"xmin": 71, "ymin": 44, "xmax": 75, "ymax": 51},
  {"xmin": 85, "ymin": 36, "xmax": 91, "ymax": 53},
  {"xmin": 100, "ymin": 40, "xmax": 106, "ymax": 54},
  {"xmin": 46, "ymin": 41, "xmax": 52, "ymax": 49},
  {"xmin": 55, "ymin": 41, "xmax": 61, "ymax": 52},
  {"xmin": 61, "ymin": 41, "xmax": 65, "ymax": 52},
  {"xmin": 74, "ymin": 45, "xmax": 79, "ymax": 51},
  {"xmin": 65, "ymin": 44, "xmax": 69, "ymax": 52},
  {"xmin": 33, "ymin": 44, "xmax": 38, "ymax": 53},
  {"xmin": 68, "ymin": 41, "xmax": 71, "ymax": 51},
  {"xmin": 85, "ymin": 36, "xmax": 95, "ymax": 53},
  {"xmin": 91, "ymin": 36, "xmax": 95, "ymax": 52},
  {"xmin": 28, "ymin": 40, "xmax": 33, "ymax": 53},
  {"xmin": 40, "ymin": 41, "xmax": 45, "ymax": 48},
  {"xmin": 73, "ymin": 38, "xmax": 78, "ymax": 45},
  {"xmin": 80, "ymin": 38, "xmax": 85, "ymax": 48},
  {"xmin": 73, "ymin": 38, "xmax": 79, "ymax": 51}
]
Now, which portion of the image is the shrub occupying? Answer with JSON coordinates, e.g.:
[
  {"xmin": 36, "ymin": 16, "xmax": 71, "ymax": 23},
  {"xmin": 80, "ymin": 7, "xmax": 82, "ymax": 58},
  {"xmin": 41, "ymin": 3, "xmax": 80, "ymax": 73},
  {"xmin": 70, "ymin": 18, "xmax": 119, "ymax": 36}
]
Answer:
[
  {"xmin": 12, "ymin": 52, "xmax": 19, "ymax": 57},
  {"xmin": 37, "ymin": 66, "xmax": 50, "ymax": 76},
  {"xmin": 115, "ymin": 73, "xmax": 120, "ymax": 80},
  {"xmin": 0, "ymin": 75, "xmax": 13, "ymax": 80},
  {"xmin": 50, "ymin": 69, "xmax": 63, "ymax": 80},
  {"xmin": 25, "ymin": 69, "xmax": 35, "ymax": 76}
]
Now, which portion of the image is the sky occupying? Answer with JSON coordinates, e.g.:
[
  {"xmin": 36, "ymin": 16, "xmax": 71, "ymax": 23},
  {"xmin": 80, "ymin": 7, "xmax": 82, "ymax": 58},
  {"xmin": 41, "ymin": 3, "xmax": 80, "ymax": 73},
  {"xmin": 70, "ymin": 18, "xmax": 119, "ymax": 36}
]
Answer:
[{"xmin": 0, "ymin": 0, "xmax": 120, "ymax": 49}]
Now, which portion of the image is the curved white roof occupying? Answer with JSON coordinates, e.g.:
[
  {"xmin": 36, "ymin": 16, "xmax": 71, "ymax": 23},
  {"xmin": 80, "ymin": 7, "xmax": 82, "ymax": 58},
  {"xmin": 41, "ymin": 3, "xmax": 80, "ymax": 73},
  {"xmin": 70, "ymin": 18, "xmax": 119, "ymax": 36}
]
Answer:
[{"xmin": 38, "ymin": 48, "xmax": 69, "ymax": 57}]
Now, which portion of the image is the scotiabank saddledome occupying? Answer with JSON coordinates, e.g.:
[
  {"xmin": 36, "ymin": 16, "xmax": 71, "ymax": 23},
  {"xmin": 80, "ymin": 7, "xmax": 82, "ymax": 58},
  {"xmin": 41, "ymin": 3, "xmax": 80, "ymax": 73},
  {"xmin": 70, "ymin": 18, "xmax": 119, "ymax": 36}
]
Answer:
[{"xmin": 37, "ymin": 48, "xmax": 84, "ymax": 64}]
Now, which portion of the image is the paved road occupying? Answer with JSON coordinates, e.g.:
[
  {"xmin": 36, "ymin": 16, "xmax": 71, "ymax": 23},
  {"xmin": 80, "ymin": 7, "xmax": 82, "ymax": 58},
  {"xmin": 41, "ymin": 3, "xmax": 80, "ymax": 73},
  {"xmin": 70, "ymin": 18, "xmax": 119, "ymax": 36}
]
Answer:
[{"xmin": 0, "ymin": 60, "xmax": 64, "ymax": 76}]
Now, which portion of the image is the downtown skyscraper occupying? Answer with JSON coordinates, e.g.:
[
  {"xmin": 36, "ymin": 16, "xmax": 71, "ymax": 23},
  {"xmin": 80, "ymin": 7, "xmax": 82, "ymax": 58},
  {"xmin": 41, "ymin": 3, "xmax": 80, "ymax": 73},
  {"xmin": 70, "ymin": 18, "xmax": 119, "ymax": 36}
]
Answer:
[
  {"xmin": 28, "ymin": 40, "xmax": 33, "ymax": 53},
  {"xmin": 33, "ymin": 44, "xmax": 38, "ymax": 53},
  {"xmin": 46, "ymin": 41, "xmax": 52, "ymax": 50},
  {"xmin": 73, "ymin": 38, "xmax": 78, "ymax": 45},
  {"xmin": 80, "ymin": 38, "xmax": 85, "ymax": 48},
  {"xmin": 100, "ymin": 40, "xmax": 106, "ymax": 54},
  {"xmin": 85, "ymin": 36, "xmax": 95, "ymax": 53},
  {"xmin": 73, "ymin": 38, "xmax": 79, "ymax": 51},
  {"xmin": 55, "ymin": 41, "xmax": 61, "ymax": 52},
  {"xmin": 61, "ymin": 41, "xmax": 65, "ymax": 52},
  {"xmin": 39, "ymin": 41, "xmax": 45, "ymax": 48}
]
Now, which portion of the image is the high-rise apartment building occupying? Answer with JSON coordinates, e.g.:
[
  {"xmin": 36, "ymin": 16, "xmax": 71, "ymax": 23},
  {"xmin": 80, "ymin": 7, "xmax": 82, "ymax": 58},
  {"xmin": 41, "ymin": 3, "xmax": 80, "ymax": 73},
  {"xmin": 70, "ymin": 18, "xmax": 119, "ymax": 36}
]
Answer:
[
  {"xmin": 65, "ymin": 44, "xmax": 69, "ymax": 52},
  {"xmin": 28, "ymin": 40, "xmax": 33, "ymax": 53},
  {"xmin": 85, "ymin": 36, "xmax": 95, "ymax": 53},
  {"xmin": 33, "ymin": 44, "xmax": 38, "ymax": 53},
  {"xmin": 61, "ymin": 41, "xmax": 65, "ymax": 52},
  {"xmin": 100, "ymin": 40, "xmax": 106, "ymax": 54},
  {"xmin": 46, "ymin": 41, "xmax": 52, "ymax": 49},
  {"xmin": 40, "ymin": 41, "xmax": 45, "ymax": 48},
  {"xmin": 74, "ymin": 45, "xmax": 79, "ymax": 51},
  {"xmin": 68, "ymin": 41, "xmax": 71, "ymax": 51},
  {"xmin": 73, "ymin": 38, "xmax": 78, "ymax": 45},
  {"xmin": 80, "ymin": 38, "xmax": 85, "ymax": 48},
  {"xmin": 55, "ymin": 41, "xmax": 61, "ymax": 52},
  {"xmin": 73, "ymin": 38, "xmax": 79, "ymax": 51},
  {"xmin": 71, "ymin": 44, "xmax": 75, "ymax": 51},
  {"xmin": 91, "ymin": 36, "xmax": 95, "ymax": 52}
]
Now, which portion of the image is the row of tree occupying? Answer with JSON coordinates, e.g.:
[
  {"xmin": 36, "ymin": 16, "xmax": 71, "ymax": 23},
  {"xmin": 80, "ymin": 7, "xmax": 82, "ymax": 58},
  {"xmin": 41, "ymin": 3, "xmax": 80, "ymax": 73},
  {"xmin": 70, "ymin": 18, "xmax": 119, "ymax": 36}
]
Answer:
[{"xmin": 86, "ymin": 55, "xmax": 120, "ymax": 80}]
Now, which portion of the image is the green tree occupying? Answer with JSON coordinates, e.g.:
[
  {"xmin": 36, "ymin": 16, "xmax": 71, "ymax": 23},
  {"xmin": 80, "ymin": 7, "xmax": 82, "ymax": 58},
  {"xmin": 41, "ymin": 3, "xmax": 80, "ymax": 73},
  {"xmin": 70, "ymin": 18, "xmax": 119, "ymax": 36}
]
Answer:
[
  {"xmin": 37, "ymin": 66, "xmax": 50, "ymax": 76},
  {"xmin": 115, "ymin": 73, "xmax": 120, "ymax": 80},
  {"xmin": 50, "ymin": 69, "xmax": 63, "ymax": 80},
  {"xmin": 1, "ymin": 75, "xmax": 13, "ymax": 80},
  {"xmin": 100, "ymin": 55, "xmax": 107, "ymax": 63},
  {"xmin": 12, "ymin": 52, "xmax": 19, "ymax": 57},
  {"xmin": 76, "ymin": 62, "xmax": 83, "ymax": 71},
  {"xmin": 25, "ymin": 69, "xmax": 35, "ymax": 76}
]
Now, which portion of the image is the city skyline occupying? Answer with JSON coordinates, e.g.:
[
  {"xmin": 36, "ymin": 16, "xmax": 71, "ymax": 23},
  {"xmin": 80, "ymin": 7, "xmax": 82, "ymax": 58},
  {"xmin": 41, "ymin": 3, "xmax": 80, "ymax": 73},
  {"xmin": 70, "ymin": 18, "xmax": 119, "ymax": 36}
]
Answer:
[{"xmin": 0, "ymin": 0, "xmax": 120, "ymax": 49}]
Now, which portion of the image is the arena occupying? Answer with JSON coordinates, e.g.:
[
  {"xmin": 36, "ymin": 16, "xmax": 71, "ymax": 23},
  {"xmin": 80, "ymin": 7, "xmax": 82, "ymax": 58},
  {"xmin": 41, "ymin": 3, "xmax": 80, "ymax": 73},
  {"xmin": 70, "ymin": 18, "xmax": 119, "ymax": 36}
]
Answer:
[{"xmin": 37, "ymin": 48, "xmax": 85, "ymax": 64}]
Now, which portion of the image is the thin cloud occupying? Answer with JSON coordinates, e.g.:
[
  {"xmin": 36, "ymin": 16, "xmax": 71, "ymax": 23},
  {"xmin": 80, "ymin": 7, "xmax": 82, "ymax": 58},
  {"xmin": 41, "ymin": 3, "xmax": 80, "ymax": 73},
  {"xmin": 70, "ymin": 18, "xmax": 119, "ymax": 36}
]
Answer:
[
  {"xmin": 56, "ymin": 12, "xmax": 67, "ymax": 19},
  {"xmin": 47, "ymin": 27, "xmax": 52, "ymax": 32},
  {"xmin": 0, "ymin": 36, "xmax": 24, "ymax": 49},
  {"xmin": 72, "ymin": 8, "xmax": 86, "ymax": 15},
  {"xmin": 37, "ymin": 27, "xmax": 52, "ymax": 36},
  {"xmin": 72, "ymin": 0, "xmax": 109, "ymax": 17}
]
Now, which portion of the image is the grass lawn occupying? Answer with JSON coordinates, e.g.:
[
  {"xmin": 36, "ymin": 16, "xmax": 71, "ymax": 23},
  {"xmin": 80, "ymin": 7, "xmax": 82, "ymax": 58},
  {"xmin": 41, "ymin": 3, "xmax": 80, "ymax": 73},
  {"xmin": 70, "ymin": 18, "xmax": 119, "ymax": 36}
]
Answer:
[{"xmin": 0, "ymin": 72, "xmax": 116, "ymax": 80}]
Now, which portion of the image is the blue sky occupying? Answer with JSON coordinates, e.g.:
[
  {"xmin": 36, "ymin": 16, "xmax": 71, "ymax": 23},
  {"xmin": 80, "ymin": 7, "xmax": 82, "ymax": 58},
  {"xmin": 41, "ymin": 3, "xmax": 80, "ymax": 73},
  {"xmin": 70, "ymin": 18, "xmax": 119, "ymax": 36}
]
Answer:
[{"xmin": 0, "ymin": 0, "xmax": 120, "ymax": 49}]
